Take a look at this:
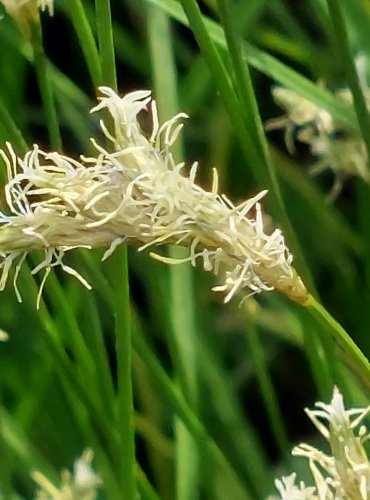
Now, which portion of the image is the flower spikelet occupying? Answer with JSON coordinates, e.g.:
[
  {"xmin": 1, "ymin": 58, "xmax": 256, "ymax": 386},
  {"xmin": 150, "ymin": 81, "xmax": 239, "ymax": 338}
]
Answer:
[
  {"xmin": 33, "ymin": 449, "xmax": 101, "ymax": 499},
  {"xmin": 0, "ymin": 87, "xmax": 308, "ymax": 305},
  {"xmin": 272, "ymin": 387, "xmax": 370, "ymax": 500}
]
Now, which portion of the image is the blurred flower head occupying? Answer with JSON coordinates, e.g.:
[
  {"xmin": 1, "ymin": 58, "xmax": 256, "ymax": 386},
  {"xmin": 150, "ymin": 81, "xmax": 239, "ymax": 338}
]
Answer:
[
  {"xmin": 267, "ymin": 58, "xmax": 370, "ymax": 200},
  {"xmin": 0, "ymin": 0, "xmax": 53, "ymax": 38},
  {"xmin": 271, "ymin": 387, "xmax": 370, "ymax": 500},
  {"xmin": 0, "ymin": 87, "xmax": 308, "ymax": 306},
  {"xmin": 33, "ymin": 449, "xmax": 101, "ymax": 500}
]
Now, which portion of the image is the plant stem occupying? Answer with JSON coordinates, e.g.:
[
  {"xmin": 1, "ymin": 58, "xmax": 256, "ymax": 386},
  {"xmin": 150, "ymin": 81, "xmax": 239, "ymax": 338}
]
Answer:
[
  {"xmin": 177, "ymin": 0, "xmax": 314, "ymax": 290},
  {"xmin": 0, "ymin": 98, "xmax": 28, "ymax": 154},
  {"xmin": 0, "ymin": 400, "xmax": 13, "ymax": 499},
  {"xmin": 307, "ymin": 296, "xmax": 370, "ymax": 390},
  {"xmin": 95, "ymin": 0, "xmax": 135, "ymax": 496},
  {"xmin": 95, "ymin": 0, "xmax": 116, "ymax": 91},
  {"xmin": 147, "ymin": 6, "xmax": 199, "ymax": 500},
  {"xmin": 244, "ymin": 324, "xmax": 289, "ymax": 457},
  {"xmin": 133, "ymin": 326, "xmax": 253, "ymax": 500},
  {"xmin": 30, "ymin": 18, "xmax": 62, "ymax": 150},
  {"xmin": 64, "ymin": 0, "xmax": 102, "ymax": 87}
]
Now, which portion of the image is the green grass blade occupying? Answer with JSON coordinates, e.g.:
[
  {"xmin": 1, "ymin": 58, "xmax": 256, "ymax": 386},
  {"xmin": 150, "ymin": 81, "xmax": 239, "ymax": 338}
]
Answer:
[
  {"xmin": 307, "ymin": 296, "xmax": 370, "ymax": 390},
  {"xmin": 244, "ymin": 324, "xmax": 289, "ymax": 457},
  {"xmin": 94, "ymin": 1, "xmax": 135, "ymax": 497},
  {"xmin": 60, "ymin": 0, "xmax": 102, "ymax": 87},
  {"xmin": 95, "ymin": 0, "xmax": 117, "ymax": 91},
  {"xmin": 144, "ymin": 0, "xmax": 358, "ymax": 131},
  {"xmin": 29, "ymin": 19, "xmax": 62, "ymax": 150},
  {"xmin": 326, "ymin": 0, "xmax": 370, "ymax": 169},
  {"xmin": 147, "ymin": 7, "xmax": 199, "ymax": 499},
  {"xmin": 133, "ymin": 323, "xmax": 253, "ymax": 499}
]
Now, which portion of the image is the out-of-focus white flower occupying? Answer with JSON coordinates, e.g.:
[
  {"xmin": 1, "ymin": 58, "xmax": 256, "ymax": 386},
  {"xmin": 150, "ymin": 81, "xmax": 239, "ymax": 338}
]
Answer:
[
  {"xmin": 0, "ymin": 87, "xmax": 308, "ymax": 306},
  {"xmin": 0, "ymin": 329, "xmax": 8, "ymax": 341},
  {"xmin": 267, "ymin": 59, "xmax": 370, "ymax": 199},
  {"xmin": 33, "ymin": 449, "xmax": 101, "ymax": 500},
  {"xmin": 273, "ymin": 473, "xmax": 318, "ymax": 500},
  {"xmin": 271, "ymin": 387, "xmax": 370, "ymax": 500},
  {"xmin": 0, "ymin": 0, "xmax": 53, "ymax": 17},
  {"xmin": 0, "ymin": 0, "xmax": 53, "ymax": 39},
  {"xmin": 266, "ymin": 86, "xmax": 334, "ymax": 154},
  {"xmin": 307, "ymin": 133, "xmax": 370, "ymax": 201}
]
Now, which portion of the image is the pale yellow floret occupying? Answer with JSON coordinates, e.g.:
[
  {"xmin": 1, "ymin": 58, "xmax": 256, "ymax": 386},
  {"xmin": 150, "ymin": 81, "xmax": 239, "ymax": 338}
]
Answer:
[{"xmin": 0, "ymin": 87, "xmax": 308, "ymax": 305}]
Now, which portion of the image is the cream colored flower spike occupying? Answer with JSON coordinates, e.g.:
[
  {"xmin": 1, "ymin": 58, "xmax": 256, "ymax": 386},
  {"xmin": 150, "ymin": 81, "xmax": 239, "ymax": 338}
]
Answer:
[
  {"xmin": 271, "ymin": 387, "xmax": 370, "ymax": 500},
  {"xmin": 0, "ymin": 87, "xmax": 308, "ymax": 305}
]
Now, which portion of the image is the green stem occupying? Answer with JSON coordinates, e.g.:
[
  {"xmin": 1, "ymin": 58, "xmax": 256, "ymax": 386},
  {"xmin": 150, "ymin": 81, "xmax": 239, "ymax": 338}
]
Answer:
[
  {"xmin": 216, "ymin": 0, "xmax": 268, "ymax": 159},
  {"xmin": 133, "ymin": 327, "xmax": 252, "ymax": 500},
  {"xmin": 178, "ymin": 0, "xmax": 314, "ymax": 292},
  {"xmin": 21, "ymin": 270, "xmax": 122, "ymax": 498},
  {"xmin": 95, "ymin": 0, "xmax": 135, "ymax": 496},
  {"xmin": 326, "ymin": 0, "xmax": 370, "ymax": 169},
  {"xmin": 0, "ymin": 399, "xmax": 13, "ymax": 499},
  {"xmin": 0, "ymin": 98, "xmax": 28, "ymax": 154},
  {"xmin": 136, "ymin": 467, "xmax": 162, "ymax": 500},
  {"xmin": 63, "ymin": 0, "xmax": 102, "ymax": 87},
  {"xmin": 147, "ymin": 6, "xmax": 199, "ymax": 500},
  {"xmin": 95, "ymin": 0, "xmax": 117, "ymax": 91},
  {"xmin": 307, "ymin": 296, "xmax": 370, "ymax": 390},
  {"xmin": 145, "ymin": 0, "xmax": 358, "ymax": 131},
  {"xmin": 30, "ymin": 18, "xmax": 62, "ymax": 150},
  {"xmin": 178, "ymin": 0, "xmax": 337, "ymax": 401},
  {"xmin": 178, "ymin": 0, "xmax": 263, "ymax": 174},
  {"xmin": 245, "ymin": 325, "xmax": 289, "ymax": 457},
  {"xmin": 109, "ymin": 249, "xmax": 136, "ymax": 500}
]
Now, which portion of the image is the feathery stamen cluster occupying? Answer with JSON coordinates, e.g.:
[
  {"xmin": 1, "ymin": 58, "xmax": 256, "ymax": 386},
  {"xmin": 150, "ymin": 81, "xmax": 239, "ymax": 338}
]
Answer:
[
  {"xmin": 0, "ymin": 87, "xmax": 308, "ymax": 305},
  {"xmin": 272, "ymin": 387, "xmax": 370, "ymax": 499},
  {"xmin": 267, "ymin": 58, "xmax": 370, "ymax": 200}
]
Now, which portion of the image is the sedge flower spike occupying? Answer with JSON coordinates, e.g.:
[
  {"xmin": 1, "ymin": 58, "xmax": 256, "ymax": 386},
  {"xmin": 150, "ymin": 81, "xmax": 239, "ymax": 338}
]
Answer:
[
  {"xmin": 0, "ymin": 87, "xmax": 308, "ymax": 305},
  {"xmin": 271, "ymin": 387, "xmax": 370, "ymax": 500}
]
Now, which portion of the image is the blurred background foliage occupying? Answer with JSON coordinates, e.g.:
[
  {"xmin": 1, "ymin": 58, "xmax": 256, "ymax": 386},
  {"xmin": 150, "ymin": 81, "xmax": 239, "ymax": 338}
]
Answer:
[{"xmin": 0, "ymin": 0, "xmax": 369, "ymax": 498}]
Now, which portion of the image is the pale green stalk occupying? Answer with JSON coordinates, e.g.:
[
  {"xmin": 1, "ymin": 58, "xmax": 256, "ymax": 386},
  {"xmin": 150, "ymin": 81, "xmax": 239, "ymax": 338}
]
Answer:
[
  {"xmin": 178, "ymin": 0, "xmax": 339, "ymax": 398},
  {"xmin": 20, "ymin": 269, "xmax": 122, "ymax": 498},
  {"xmin": 62, "ymin": 0, "xmax": 102, "ymax": 87},
  {"xmin": 29, "ymin": 17, "xmax": 62, "ymax": 150},
  {"xmin": 0, "ymin": 398, "xmax": 13, "ymax": 498},
  {"xmin": 145, "ymin": 0, "xmax": 358, "ymax": 130},
  {"xmin": 0, "ymin": 97, "xmax": 27, "ymax": 154},
  {"xmin": 133, "ymin": 325, "xmax": 253, "ymax": 500},
  {"xmin": 244, "ymin": 324, "xmax": 289, "ymax": 457},
  {"xmin": 95, "ymin": 0, "xmax": 116, "ymax": 91},
  {"xmin": 307, "ymin": 296, "xmax": 370, "ymax": 390},
  {"xmin": 94, "ymin": 1, "xmax": 135, "ymax": 497},
  {"xmin": 147, "ymin": 6, "xmax": 199, "ymax": 500}
]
